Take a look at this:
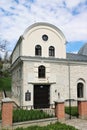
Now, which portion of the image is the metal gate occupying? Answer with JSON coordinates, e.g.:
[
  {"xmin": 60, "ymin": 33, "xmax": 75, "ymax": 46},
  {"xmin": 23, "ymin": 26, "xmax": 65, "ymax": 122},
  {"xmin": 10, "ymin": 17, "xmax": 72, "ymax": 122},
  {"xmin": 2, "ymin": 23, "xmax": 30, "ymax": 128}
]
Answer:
[{"xmin": 65, "ymin": 99, "xmax": 78, "ymax": 119}]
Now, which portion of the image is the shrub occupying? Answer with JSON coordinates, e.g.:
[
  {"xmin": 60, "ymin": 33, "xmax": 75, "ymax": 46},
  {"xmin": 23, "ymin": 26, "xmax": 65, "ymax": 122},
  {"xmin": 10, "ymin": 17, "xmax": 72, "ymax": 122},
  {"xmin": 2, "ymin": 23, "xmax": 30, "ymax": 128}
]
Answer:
[
  {"xmin": 13, "ymin": 109, "xmax": 53, "ymax": 123},
  {"xmin": 0, "ymin": 77, "xmax": 11, "ymax": 91},
  {"xmin": 65, "ymin": 106, "xmax": 78, "ymax": 117},
  {"xmin": 0, "ymin": 111, "xmax": 1, "ymax": 120}
]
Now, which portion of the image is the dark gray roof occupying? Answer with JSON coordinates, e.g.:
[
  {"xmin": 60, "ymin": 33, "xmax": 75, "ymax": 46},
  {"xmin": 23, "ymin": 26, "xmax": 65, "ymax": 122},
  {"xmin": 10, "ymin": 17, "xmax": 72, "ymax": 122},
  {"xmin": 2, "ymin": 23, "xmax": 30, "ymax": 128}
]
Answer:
[
  {"xmin": 78, "ymin": 43, "xmax": 87, "ymax": 56},
  {"xmin": 67, "ymin": 53, "xmax": 87, "ymax": 61}
]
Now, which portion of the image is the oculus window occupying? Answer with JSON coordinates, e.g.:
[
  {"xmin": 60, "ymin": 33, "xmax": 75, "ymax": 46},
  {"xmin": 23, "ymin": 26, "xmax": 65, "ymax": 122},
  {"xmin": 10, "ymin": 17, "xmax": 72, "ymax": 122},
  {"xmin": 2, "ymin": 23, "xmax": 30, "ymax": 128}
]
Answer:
[
  {"xmin": 35, "ymin": 45, "xmax": 42, "ymax": 56},
  {"xmin": 49, "ymin": 46, "xmax": 55, "ymax": 57},
  {"xmin": 42, "ymin": 34, "xmax": 48, "ymax": 41},
  {"xmin": 38, "ymin": 65, "xmax": 45, "ymax": 78}
]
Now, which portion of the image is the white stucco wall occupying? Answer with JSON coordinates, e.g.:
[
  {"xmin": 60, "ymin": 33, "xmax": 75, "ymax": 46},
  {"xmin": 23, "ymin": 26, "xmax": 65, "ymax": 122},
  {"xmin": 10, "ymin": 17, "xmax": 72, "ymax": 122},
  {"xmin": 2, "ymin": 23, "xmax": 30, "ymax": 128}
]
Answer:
[
  {"xmin": 21, "ymin": 25, "xmax": 66, "ymax": 59},
  {"xmin": 11, "ymin": 44, "xmax": 20, "ymax": 64},
  {"xmin": 11, "ymin": 64, "xmax": 23, "ymax": 106},
  {"xmin": 18, "ymin": 60, "xmax": 87, "ymax": 107}
]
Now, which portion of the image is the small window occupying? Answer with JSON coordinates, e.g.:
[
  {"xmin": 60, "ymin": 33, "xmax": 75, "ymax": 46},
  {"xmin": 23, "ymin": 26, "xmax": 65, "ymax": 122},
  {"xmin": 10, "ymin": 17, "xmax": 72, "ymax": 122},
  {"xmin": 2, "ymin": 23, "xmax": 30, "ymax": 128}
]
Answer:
[
  {"xmin": 42, "ymin": 34, "xmax": 48, "ymax": 41},
  {"xmin": 35, "ymin": 45, "xmax": 42, "ymax": 56},
  {"xmin": 49, "ymin": 46, "xmax": 55, "ymax": 57},
  {"xmin": 77, "ymin": 83, "xmax": 84, "ymax": 98},
  {"xmin": 19, "ymin": 68, "xmax": 22, "ymax": 79},
  {"xmin": 38, "ymin": 65, "xmax": 45, "ymax": 78}
]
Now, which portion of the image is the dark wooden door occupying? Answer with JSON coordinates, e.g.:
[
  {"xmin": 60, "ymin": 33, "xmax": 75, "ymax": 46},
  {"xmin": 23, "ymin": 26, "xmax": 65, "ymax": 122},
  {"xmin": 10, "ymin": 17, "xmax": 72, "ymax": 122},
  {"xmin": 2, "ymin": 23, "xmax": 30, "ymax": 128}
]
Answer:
[{"xmin": 34, "ymin": 85, "xmax": 50, "ymax": 108}]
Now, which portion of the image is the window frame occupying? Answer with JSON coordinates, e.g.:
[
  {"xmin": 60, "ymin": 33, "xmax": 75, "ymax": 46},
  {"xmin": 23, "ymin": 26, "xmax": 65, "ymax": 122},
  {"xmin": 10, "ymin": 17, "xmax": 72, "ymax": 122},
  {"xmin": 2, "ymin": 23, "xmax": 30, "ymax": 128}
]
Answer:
[
  {"xmin": 38, "ymin": 65, "xmax": 45, "ymax": 78},
  {"xmin": 77, "ymin": 82, "xmax": 84, "ymax": 98},
  {"xmin": 35, "ymin": 45, "xmax": 42, "ymax": 56},
  {"xmin": 49, "ymin": 46, "xmax": 55, "ymax": 57}
]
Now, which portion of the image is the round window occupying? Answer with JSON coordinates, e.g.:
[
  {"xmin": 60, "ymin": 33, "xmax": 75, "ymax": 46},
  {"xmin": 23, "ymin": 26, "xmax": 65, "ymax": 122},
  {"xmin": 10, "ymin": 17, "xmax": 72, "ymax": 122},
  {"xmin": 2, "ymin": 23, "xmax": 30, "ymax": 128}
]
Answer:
[{"xmin": 42, "ymin": 34, "xmax": 48, "ymax": 41}]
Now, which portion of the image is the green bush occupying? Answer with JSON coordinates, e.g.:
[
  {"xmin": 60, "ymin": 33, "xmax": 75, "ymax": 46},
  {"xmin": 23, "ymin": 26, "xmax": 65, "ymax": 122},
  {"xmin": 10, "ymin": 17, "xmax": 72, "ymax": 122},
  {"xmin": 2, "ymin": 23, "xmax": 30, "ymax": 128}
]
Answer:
[
  {"xmin": 65, "ymin": 106, "xmax": 78, "ymax": 117},
  {"xmin": 0, "ymin": 111, "xmax": 1, "ymax": 120},
  {"xmin": 14, "ymin": 122, "xmax": 78, "ymax": 130},
  {"xmin": 13, "ymin": 109, "xmax": 53, "ymax": 123},
  {"xmin": 0, "ymin": 77, "xmax": 11, "ymax": 91}
]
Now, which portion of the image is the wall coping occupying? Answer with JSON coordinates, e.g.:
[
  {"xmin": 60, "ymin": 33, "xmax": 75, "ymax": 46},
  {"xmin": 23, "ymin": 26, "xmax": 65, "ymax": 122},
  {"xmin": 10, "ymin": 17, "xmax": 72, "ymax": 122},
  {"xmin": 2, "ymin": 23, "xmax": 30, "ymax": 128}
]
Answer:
[
  {"xmin": 54, "ymin": 99, "xmax": 64, "ymax": 103},
  {"xmin": 2, "ymin": 97, "xmax": 13, "ymax": 103},
  {"xmin": 77, "ymin": 99, "xmax": 87, "ymax": 102}
]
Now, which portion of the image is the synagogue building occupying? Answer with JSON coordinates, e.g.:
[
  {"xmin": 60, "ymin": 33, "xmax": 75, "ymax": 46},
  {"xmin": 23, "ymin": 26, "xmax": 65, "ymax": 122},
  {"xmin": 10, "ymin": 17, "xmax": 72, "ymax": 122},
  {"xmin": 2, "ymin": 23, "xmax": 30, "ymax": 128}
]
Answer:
[{"xmin": 11, "ymin": 22, "xmax": 87, "ymax": 108}]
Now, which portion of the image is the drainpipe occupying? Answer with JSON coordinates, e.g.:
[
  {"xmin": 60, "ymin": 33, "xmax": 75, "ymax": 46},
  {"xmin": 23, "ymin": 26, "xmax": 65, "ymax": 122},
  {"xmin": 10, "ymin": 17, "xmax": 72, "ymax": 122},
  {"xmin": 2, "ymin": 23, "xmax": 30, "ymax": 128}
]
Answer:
[{"xmin": 68, "ymin": 62, "xmax": 71, "ymax": 119}]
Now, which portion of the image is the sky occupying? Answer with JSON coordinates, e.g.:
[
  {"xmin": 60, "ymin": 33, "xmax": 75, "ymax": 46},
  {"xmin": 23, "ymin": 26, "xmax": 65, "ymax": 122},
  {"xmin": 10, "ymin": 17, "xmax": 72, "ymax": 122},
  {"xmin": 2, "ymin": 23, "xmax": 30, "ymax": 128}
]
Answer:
[{"xmin": 0, "ymin": 0, "xmax": 87, "ymax": 57}]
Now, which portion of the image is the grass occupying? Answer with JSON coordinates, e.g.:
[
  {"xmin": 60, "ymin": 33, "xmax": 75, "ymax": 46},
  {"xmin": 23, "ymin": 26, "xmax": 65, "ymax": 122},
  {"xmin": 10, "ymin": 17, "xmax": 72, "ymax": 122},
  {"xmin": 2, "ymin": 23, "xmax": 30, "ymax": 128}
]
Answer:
[
  {"xmin": 13, "ymin": 109, "xmax": 53, "ymax": 123},
  {"xmin": 65, "ymin": 106, "xmax": 78, "ymax": 117},
  {"xmin": 0, "ymin": 77, "xmax": 11, "ymax": 91},
  {"xmin": 14, "ymin": 122, "xmax": 78, "ymax": 130}
]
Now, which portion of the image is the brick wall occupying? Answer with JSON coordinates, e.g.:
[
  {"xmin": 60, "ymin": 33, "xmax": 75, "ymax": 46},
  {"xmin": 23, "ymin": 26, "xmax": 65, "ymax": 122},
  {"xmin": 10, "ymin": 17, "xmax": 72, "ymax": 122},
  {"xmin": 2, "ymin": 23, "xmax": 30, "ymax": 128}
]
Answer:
[
  {"xmin": 55, "ymin": 101, "xmax": 65, "ymax": 121},
  {"xmin": 2, "ymin": 98, "xmax": 13, "ymax": 128},
  {"xmin": 78, "ymin": 100, "xmax": 87, "ymax": 119}
]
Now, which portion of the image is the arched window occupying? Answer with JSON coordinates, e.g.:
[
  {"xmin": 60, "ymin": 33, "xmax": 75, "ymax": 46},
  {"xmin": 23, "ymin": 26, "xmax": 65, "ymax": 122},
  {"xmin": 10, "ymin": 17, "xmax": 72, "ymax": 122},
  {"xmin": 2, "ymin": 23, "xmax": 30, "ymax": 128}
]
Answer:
[
  {"xmin": 38, "ymin": 65, "xmax": 45, "ymax": 78},
  {"xmin": 77, "ymin": 82, "xmax": 84, "ymax": 98},
  {"xmin": 49, "ymin": 46, "xmax": 55, "ymax": 57},
  {"xmin": 35, "ymin": 45, "xmax": 42, "ymax": 56}
]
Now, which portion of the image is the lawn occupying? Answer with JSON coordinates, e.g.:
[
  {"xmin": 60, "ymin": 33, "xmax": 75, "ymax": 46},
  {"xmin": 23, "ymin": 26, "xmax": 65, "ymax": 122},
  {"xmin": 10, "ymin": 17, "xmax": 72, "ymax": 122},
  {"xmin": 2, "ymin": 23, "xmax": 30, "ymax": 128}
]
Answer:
[
  {"xmin": 0, "ymin": 77, "xmax": 11, "ymax": 91},
  {"xmin": 14, "ymin": 122, "xmax": 78, "ymax": 130}
]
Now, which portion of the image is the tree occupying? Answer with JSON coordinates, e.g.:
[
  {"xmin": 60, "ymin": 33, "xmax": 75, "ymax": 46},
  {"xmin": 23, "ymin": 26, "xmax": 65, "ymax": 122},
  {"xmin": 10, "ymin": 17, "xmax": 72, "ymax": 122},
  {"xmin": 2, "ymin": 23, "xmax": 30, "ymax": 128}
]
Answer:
[
  {"xmin": 0, "ymin": 61, "xmax": 3, "ymax": 70},
  {"xmin": 0, "ymin": 40, "xmax": 7, "ymax": 51},
  {"xmin": 0, "ymin": 39, "xmax": 10, "ymax": 77},
  {"xmin": 0, "ymin": 58, "xmax": 3, "ymax": 77},
  {"xmin": 4, "ymin": 51, "xmax": 9, "ymax": 63},
  {"xmin": 0, "ymin": 39, "xmax": 10, "ymax": 62}
]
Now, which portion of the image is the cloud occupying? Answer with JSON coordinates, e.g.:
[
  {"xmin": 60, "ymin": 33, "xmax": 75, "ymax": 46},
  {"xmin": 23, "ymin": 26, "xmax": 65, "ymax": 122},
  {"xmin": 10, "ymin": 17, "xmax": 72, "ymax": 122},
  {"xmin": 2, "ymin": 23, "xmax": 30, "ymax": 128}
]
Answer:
[
  {"xmin": 0, "ymin": 0, "xmax": 87, "ymax": 52},
  {"xmin": 65, "ymin": 0, "xmax": 86, "ymax": 8},
  {"xmin": 63, "ymin": 11, "xmax": 87, "ymax": 41}
]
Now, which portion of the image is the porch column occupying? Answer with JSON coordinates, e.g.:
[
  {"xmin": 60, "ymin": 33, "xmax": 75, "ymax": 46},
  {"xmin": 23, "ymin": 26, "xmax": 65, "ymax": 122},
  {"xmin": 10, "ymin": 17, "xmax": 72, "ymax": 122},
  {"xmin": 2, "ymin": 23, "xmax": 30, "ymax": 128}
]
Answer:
[
  {"xmin": 2, "ymin": 98, "xmax": 13, "ymax": 129},
  {"xmin": 78, "ymin": 99, "xmax": 87, "ymax": 119},
  {"xmin": 55, "ymin": 100, "xmax": 65, "ymax": 121}
]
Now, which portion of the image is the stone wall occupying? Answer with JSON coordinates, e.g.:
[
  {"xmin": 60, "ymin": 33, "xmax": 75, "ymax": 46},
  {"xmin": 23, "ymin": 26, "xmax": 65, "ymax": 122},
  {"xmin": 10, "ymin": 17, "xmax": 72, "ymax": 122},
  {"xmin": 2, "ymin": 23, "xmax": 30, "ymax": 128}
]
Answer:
[{"xmin": 11, "ymin": 57, "xmax": 87, "ymax": 107}]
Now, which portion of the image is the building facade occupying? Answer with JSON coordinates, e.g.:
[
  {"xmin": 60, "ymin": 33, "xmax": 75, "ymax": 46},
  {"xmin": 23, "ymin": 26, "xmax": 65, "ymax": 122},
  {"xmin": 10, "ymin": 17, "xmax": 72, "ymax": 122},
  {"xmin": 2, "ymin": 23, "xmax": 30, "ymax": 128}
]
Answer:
[{"xmin": 11, "ymin": 22, "xmax": 87, "ymax": 108}]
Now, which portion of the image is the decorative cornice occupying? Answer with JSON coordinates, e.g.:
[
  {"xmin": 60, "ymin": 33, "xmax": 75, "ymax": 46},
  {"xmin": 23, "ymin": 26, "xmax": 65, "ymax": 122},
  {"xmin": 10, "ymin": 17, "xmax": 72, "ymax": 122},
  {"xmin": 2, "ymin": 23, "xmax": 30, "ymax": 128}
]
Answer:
[{"xmin": 11, "ymin": 56, "xmax": 87, "ymax": 70}]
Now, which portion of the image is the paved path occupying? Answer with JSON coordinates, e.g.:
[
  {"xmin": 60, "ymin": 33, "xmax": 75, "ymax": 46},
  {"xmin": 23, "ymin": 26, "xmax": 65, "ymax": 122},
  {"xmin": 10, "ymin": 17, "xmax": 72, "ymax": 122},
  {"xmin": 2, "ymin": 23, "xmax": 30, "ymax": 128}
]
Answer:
[{"xmin": 62, "ymin": 119, "xmax": 87, "ymax": 130}]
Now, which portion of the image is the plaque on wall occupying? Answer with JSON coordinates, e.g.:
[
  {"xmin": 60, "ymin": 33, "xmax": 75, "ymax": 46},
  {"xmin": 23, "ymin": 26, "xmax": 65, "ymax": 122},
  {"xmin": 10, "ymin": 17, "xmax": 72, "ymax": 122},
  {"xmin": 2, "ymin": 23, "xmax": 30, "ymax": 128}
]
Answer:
[{"xmin": 25, "ymin": 90, "xmax": 31, "ymax": 101}]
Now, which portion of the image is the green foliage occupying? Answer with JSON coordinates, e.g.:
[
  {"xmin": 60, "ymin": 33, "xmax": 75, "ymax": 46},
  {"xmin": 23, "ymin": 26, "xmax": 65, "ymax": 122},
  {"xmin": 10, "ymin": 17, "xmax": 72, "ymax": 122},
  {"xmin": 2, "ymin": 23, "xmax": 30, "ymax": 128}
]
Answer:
[
  {"xmin": 0, "ymin": 77, "xmax": 11, "ymax": 91},
  {"xmin": 0, "ymin": 61, "xmax": 3, "ymax": 70},
  {"xmin": 65, "ymin": 106, "xmax": 78, "ymax": 117},
  {"xmin": 14, "ymin": 122, "xmax": 78, "ymax": 130},
  {"xmin": 2, "ymin": 70, "xmax": 10, "ymax": 77},
  {"xmin": 0, "ymin": 111, "xmax": 1, "ymax": 120},
  {"xmin": 13, "ymin": 109, "xmax": 53, "ymax": 123}
]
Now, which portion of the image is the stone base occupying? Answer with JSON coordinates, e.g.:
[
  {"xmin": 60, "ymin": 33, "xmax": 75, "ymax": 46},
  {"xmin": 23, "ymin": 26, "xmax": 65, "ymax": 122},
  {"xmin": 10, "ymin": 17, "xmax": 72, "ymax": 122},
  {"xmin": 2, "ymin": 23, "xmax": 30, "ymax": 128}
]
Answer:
[{"xmin": 79, "ymin": 115, "xmax": 87, "ymax": 120}]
